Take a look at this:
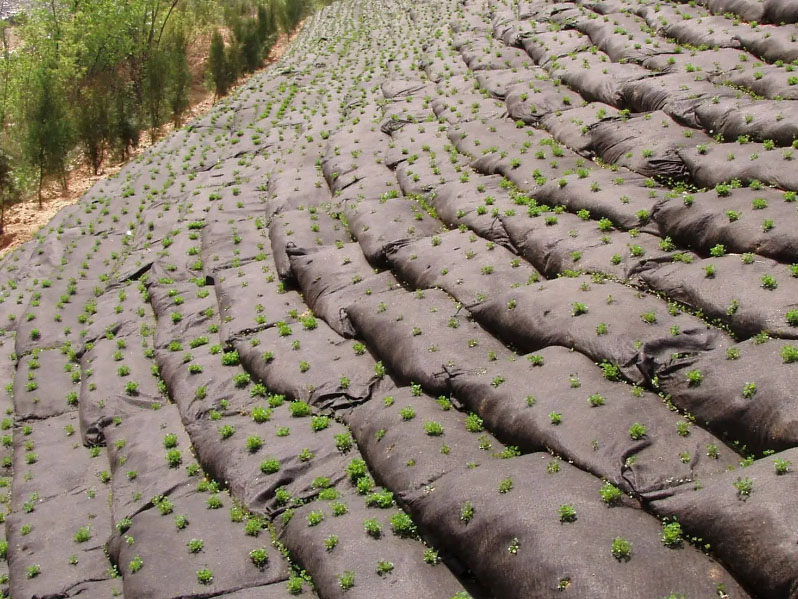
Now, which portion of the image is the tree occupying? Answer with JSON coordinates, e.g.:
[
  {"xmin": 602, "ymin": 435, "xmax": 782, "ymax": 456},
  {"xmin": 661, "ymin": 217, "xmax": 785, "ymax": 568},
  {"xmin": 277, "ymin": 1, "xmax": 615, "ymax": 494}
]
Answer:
[
  {"xmin": 0, "ymin": 146, "xmax": 14, "ymax": 236},
  {"xmin": 110, "ymin": 83, "xmax": 140, "ymax": 160},
  {"xmin": 208, "ymin": 29, "xmax": 229, "ymax": 98},
  {"xmin": 76, "ymin": 85, "xmax": 110, "ymax": 175},
  {"xmin": 166, "ymin": 30, "xmax": 191, "ymax": 126},
  {"xmin": 23, "ymin": 63, "xmax": 72, "ymax": 207}
]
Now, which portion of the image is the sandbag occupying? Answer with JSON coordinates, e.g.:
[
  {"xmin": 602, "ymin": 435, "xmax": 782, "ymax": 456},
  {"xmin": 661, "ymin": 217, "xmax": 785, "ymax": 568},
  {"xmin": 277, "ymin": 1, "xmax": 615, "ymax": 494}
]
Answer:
[
  {"xmin": 446, "ymin": 345, "xmax": 738, "ymax": 498},
  {"xmin": 650, "ymin": 448, "xmax": 798, "ymax": 599},
  {"xmin": 404, "ymin": 453, "xmax": 749, "ymax": 599},
  {"xmin": 344, "ymin": 286, "xmax": 516, "ymax": 394},
  {"xmin": 650, "ymin": 185, "xmax": 798, "ymax": 263},
  {"xmin": 589, "ymin": 111, "xmax": 714, "ymax": 179},
  {"xmin": 655, "ymin": 337, "xmax": 798, "ymax": 452},
  {"xmin": 386, "ymin": 229, "xmax": 539, "ymax": 306},
  {"xmin": 639, "ymin": 254, "xmax": 798, "ymax": 339},
  {"xmin": 468, "ymin": 275, "xmax": 732, "ymax": 384}
]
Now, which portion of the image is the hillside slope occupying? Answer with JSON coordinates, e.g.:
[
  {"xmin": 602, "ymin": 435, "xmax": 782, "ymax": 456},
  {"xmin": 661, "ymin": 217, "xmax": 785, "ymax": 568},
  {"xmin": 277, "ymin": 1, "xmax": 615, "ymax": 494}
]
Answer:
[{"xmin": 0, "ymin": 0, "xmax": 796, "ymax": 597}]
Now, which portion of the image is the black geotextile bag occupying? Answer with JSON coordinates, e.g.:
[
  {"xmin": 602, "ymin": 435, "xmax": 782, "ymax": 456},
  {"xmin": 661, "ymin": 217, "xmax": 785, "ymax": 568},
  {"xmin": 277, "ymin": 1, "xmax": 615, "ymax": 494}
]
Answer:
[
  {"xmin": 214, "ymin": 259, "xmax": 307, "ymax": 343},
  {"xmin": 79, "ymin": 331, "xmax": 165, "ymax": 446},
  {"xmin": 233, "ymin": 318, "xmax": 382, "ymax": 410},
  {"xmin": 475, "ymin": 68, "xmax": 538, "ymax": 101},
  {"xmin": 468, "ymin": 275, "xmax": 732, "ymax": 385},
  {"xmin": 714, "ymin": 64, "xmax": 798, "ymax": 101},
  {"xmin": 552, "ymin": 51, "xmax": 651, "ymax": 108},
  {"xmin": 445, "ymin": 345, "xmax": 737, "ymax": 498},
  {"xmin": 429, "ymin": 177, "xmax": 516, "ymax": 247},
  {"xmin": 573, "ymin": 12, "xmax": 678, "ymax": 62},
  {"xmin": 7, "ymin": 491, "xmax": 117, "ymax": 599},
  {"xmin": 386, "ymin": 229, "xmax": 540, "ymax": 306},
  {"xmin": 505, "ymin": 78, "xmax": 586, "ymax": 126},
  {"xmin": 15, "ymin": 281, "xmax": 101, "ymax": 356},
  {"xmin": 650, "ymin": 447, "xmax": 798, "ymax": 599},
  {"xmin": 149, "ymin": 280, "xmax": 219, "ymax": 351},
  {"xmin": 530, "ymin": 167, "xmax": 664, "ymax": 230},
  {"xmin": 446, "ymin": 117, "xmax": 539, "ymax": 162},
  {"xmin": 394, "ymin": 151, "xmax": 467, "ymax": 199},
  {"xmin": 343, "ymin": 287, "xmax": 516, "ymax": 395},
  {"xmin": 269, "ymin": 208, "xmax": 352, "ymax": 280},
  {"xmin": 381, "ymin": 78, "xmax": 433, "ymax": 99},
  {"xmin": 678, "ymin": 142, "xmax": 798, "ymax": 190},
  {"xmin": 7, "ymin": 412, "xmax": 117, "ymax": 599},
  {"xmin": 706, "ymin": 0, "xmax": 798, "ymax": 23},
  {"xmin": 660, "ymin": 14, "xmax": 748, "ymax": 49},
  {"xmin": 620, "ymin": 73, "xmax": 739, "ymax": 128},
  {"xmin": 639, "ymin": 255, "xmax": 798, "ymax": 340},
  {"xmin": 13, "ymin": 349, "xmax": 80, "ymax": 422},
  {"xmin": 345, "ymin": 384, "xmax": 510, "ymax": 499},
  {"xmin": 104, "ymin": 405, "xmax": 200, "ymax": 521},
  {"xmin": 279, "ymin": 487, "xmax": 467, "ymax": 599},
  {"xmin": 267, "ymin": 165, "xmax": 330, "ymax": 215},
  {"xmin": 463, "ymin": 44, "xmax": 533, "ymax": 72},
  {"xmin": 588, "ymin": 111, "xmax": 714, "ymax": 179},
  {"xmin": 650, "ymin": 186, "xmax": 798, "ymax": 263},
  {"xmin": 695, "ymin": 98, "xmax": 798, "ymax": 147},
  {"xmin": 342, "ymin": 196, "xmax": 445, "ymax": 266},
  {"xmin": 185, "ymin": 401, "xmax": 353, "ymax": 515},
  {"xmin": 108, "ymin": 484, "xmax": 292, "ymax": 597},
  {"xmin": 520, "ymin": 30, "xmax": 592, "ymax": 66},
  {"xmin": 734, "ymin": 25, "xmax": 798, "ymax": 63},
  {"xmin": 10, "ymin": 412, "xmax": 110, "ymax": 514},
  {"xmin": 81, "ymin": 279, "xmax": 156, "ymax": 344},
  {"xmin": 289, "ymin": 243, "xmax": 399, "ymax": 337},
  {"xmin": 200, "ymin": 215, "xmax": 270, "ymax": 273},
  {"xmin": 539, "ymin": 103, "xmax": 621, "ymax": 156},
  {"xmin": 654, "ymin": 337, "xmax": 798, "ymax": 452},
  {"xmin": 431, "ymin": 91, "xmax": 507, "ymax": 126},
  {"xmin": 403, "ymin": 452, "xmax": 749, "ymax": 599},
  {"xmin": 640, "ymin": 47, "xmax": 745, "ymax": 77},
  {"xmin": 500, "ymin": 209, "xmax": 687, "ymax": 281}
]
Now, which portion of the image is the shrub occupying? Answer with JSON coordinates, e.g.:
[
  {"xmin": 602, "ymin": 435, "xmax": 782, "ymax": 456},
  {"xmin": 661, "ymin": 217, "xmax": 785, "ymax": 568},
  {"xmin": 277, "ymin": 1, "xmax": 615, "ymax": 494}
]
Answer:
[
  {"xmin": 424, "ymin": 420, "xmax": 444, "ymax": 436},
  {"xmin": 246, "ymin": 435, "xmax": 263, "ymax": 452},
  {"xmin": 197, "ymin": 568, "xmax": 213, "ymax": 584},
  {"xmin": 338, "ymin": 571, "xmax": 355, "ymax": 590},
  {"xmin": 289, "ymin": 401, "xmax": 311, "ymax": 417},
  {"xmin": 588, "ymin": 393, "xmax": 606, "ymax": 407},
  {"xmin": 166, "ymin": 449, "xmax": 182, "ymax": 467},
  {"xmin": 781, "ymin": 345, "xmax": 798, "ymax": 363},
  {"xmin": 629, "ymin": 423, "xmax": 647, "ymax": 440},
  {"xmin": 661, "ymin": 521, "xmax": 682, "ymax": 547},
  {"xmin": 599, "ymin": 482, "xmax": 622, "ymax": 506},
  {"xmin": 391, "ymin": 512, "xmax": 417, "ymax": 537},
  {"xmin": 465, "ymin": 413, "xmax": 484, "ymax": 432},
  {"xmin": 74, "ymin": 526, "xmax": 91, "ymax": 543},
  {"xmin": 571, "ymin": 302, "xmax": 588, "ymax": 316},
  {"xmin": 732, "ymin": 475, "xmax": 754, "ymax": 501},
  {"xmin": 460, "ymin": 501, "xmax": 474, "ymax": 523},
  {"xmin": 611, "ymin": 537, "xmax": 632, "ymax": 561},
  {"xmin": 774, "ymin": 458, "xmax": 792, "ymax": 475},
  {"xmin": 363, "ymin": 518, "xmax": 382, "ymax": 538},
  {"xmin": 324, "ymin": 535, "xmax": 339, "ymax": 551},
  {"xmin": 129, "ymin": 555, "xmax": 143, "ymax": 573},
  {"xmin": 498, "ymin": 477, "xmax": 514, "ymax": 494},
  {"xmin": 558, "ymin": 504, "xmax": 577, "ymax": 523},
  {"xmin": 686, "ymin": 369, "xmax": 703, "ymax": 386},
  {"xmin": 250, "ymin": 547, "xmax": 268, "ymax": 568},
  {"xmin": 187, "ymin": 538, "xmax": 204, "ymax": 553}
]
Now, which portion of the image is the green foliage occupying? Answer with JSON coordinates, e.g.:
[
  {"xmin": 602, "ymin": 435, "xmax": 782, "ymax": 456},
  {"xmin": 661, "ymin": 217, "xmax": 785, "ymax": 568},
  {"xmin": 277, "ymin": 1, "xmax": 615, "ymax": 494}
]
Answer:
[{"xmin": 611, "ymin": 537, "xmax": 632, "ymax": 561}]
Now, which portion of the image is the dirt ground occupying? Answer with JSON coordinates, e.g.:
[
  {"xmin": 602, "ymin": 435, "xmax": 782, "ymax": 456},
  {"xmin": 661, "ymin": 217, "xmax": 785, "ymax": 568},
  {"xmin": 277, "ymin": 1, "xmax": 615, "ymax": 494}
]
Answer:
[{"xmin": 0, "ymin": 23, "xmax": 303, "ymax": 257}]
